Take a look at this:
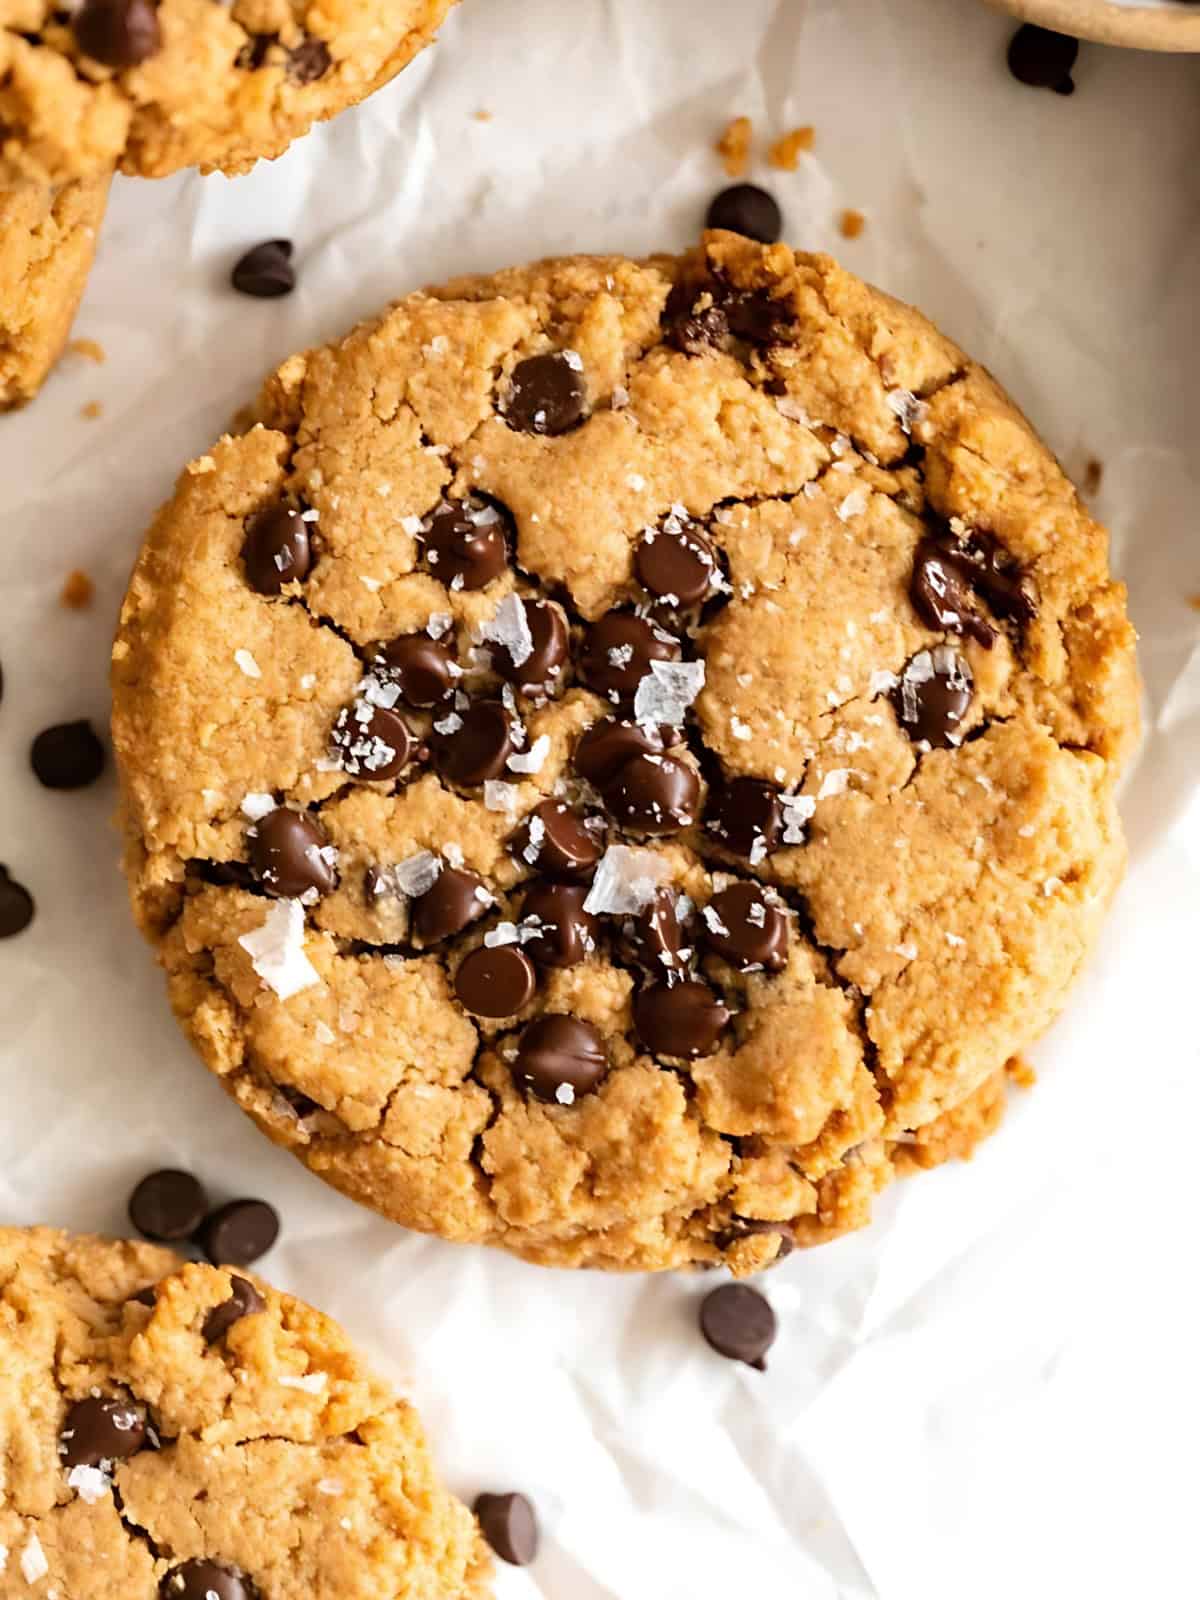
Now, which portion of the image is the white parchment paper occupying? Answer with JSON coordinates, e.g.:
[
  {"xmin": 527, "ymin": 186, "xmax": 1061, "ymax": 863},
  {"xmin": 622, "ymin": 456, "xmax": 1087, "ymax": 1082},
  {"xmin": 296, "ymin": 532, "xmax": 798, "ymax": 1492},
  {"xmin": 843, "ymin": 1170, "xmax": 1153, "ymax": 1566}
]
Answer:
[{"xmin": 2, "ymin": 2, "xmax": 1198, "ymax": 1595}]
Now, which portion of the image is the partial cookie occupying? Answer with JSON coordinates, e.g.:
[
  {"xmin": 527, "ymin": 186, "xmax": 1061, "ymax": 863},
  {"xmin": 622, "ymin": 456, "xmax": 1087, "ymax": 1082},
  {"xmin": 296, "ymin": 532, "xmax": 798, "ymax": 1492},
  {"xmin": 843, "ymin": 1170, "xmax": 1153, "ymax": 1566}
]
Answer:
[
  {"xmin": 0, "ymin": 1226, "xmax": 489, "ymax": 1598},
  {"xmin": 112, "ymin": 233, "xmax": 1138, "ymax": 1275},
  {"xmin": 0, "ymin": 0, "xmax": 457, "ymax": 185},
  {"xmin": 0, "ymin": 176, "xmax": 108, "ymax": 408}
]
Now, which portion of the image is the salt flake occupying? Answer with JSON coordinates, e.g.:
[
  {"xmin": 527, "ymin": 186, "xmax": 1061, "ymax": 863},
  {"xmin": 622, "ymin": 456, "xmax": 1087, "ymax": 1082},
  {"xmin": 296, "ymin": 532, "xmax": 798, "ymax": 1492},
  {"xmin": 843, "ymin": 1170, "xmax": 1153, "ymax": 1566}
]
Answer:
[
  {"xmin": 633, "ymin": 659, "xmax": 705, "ymax": 729},
  {"xmin": 583, "ymin": 845, "xmax": 670, "ymax": 916},
  {"xmin": 238, "ymin": 900, "xmax": 320, "ymax": 1001},
  {"xmin": 234, "ymin": 649, "xmax": 261, "ymax": 679}
]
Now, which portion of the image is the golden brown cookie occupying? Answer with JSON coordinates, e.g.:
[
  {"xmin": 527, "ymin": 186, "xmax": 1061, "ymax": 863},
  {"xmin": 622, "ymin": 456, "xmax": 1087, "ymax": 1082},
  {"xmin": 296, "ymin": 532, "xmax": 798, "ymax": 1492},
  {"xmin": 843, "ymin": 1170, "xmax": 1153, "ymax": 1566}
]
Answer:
[
  {"xmin": 0, "ymin": 0, "xmax": 456, "ymax": 184},
  {"xmin": 0, "ymin": 176, "xmax": 108, "ymax": 408},
  {"xmin": 0, "ymin": 1226, "xmax": 489, "ymax": 1598},
  {"xmin": 111, "ymin": 233, "xmax": 1138, "ymax": 1275}
]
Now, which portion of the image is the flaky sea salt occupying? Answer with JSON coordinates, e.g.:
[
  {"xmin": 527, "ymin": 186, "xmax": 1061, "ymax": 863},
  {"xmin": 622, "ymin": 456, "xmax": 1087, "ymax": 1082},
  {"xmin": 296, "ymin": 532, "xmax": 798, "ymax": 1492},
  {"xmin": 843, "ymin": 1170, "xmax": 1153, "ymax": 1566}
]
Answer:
[
  {"xmin": 837, "ymin": 487, "xmax": 869, "ymax": 522},
  {"xmin": 241, "ymin": 792, "xmax": 275, "ymax": 821},
  {"xmin": 426, "ymin": 612, "xmax": 453, "ymax": 640},
  {"xmin": 238, "ymin": 901, "xmax": 319, "ymax": 1001},
  {"xmin": 477, "ymin": 593, "xmax": 533, "ymax": 667},
  {"xmin": 483, "ymin": 780, "xmax": 519, "ymax": 817},
  {"xmin": 400, "ymin": 514, "xmax": 424, "ymax": 536},
  {"xmin": 780, "ymin": 793, "xmax": 816, "ymax": 845},
  {"xmin": 730, "ymin": 715, "xmax": 752, "ymax": 742},
  {"xmin": 817, "ymin": 769, "xmax": 855, "ymax": 800},
  {"xmin": 234, "ymin": 649, "xmax": 261, "ymax": 679},
  {"xmin": 867, "ymin": 668, "xmax": 900, "ymax": 698},
  {"xmin": 317, "ymin": 1479, "xmax": 344, "ymax": 1496},
  {"xmin": 562, "ymin": 349, "xmax": 584, "ymax": 371},
  {"xmin": 583, "ymin": 845, "xmax": 670, "ymax": 916},
  {"xmin": 388, "ymin": 852, "xmax": 443, "ymax": 897},
  {"xmin": 66, "ymin": 1465, "xmax": 110, "ymax": 1505},
  {"xmin": 507, "ymin": 735, "xmax": 550, "ymax": 775},
  {"xmin": 886, "ymin": 388, "xmax": 927, "ymax": 434},
  {"xmin": 633, "ymin": 659, "xmax": 705, "ymax": 729},
  {"xmin": 20, "ymin": 1534, "xmax": 48, "ymax": 1585},
  {"xmin": 279, "ymin": 1372, "xmax": 327, "ymax": 1393},
  {"xmin": 555, "ymin": 1083, "xmax": 576, "ymax": 1105}
]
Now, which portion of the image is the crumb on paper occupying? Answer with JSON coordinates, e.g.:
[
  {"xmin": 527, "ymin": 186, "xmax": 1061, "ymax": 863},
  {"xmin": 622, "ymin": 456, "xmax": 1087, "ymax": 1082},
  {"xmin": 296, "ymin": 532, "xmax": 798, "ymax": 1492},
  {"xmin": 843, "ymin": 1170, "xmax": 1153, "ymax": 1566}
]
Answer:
[
  {"xmin": 768, "ymin": 126, "xmax": 815, "ymax": 170},
  {"xmin": 60, "ymin": 569, "xmax": 94, "ymax": 610},
  {"xmin": 1082, "ymin": 457, "xmax": 1104, "ymax": 496},
  {"xmin": 81, "ymin": 400, "xmax": 102, "ymax": 420},
  {"xmin": 1188, "ymin": 594, "xmax": 1200, "ymax": 613},
  {"xmin": 1007, "ymin": 1055, "xmax": 1037, "ymax": 1090},
  {"xmin": 67, "ymin": 337, "xmax": 105, "ymax": 364},
  {"xmin": 473, "ymin": 109, "xmax": 493, "ymax": 122},
  {"xmin": 716, "ymin": 115, "xmax": 752, "ymax": 178},
  {"xmin": 839, "ymin": 209, "xmax": 867, "ymax": 240}
]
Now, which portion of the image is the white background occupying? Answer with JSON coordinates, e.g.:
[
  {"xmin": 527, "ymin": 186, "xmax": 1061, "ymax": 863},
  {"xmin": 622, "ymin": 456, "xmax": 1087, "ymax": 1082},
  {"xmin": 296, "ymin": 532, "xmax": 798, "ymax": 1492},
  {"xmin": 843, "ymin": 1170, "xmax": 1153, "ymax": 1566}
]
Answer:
[{"xmin": 2, "ymin": 2, "xmax": 1199, "ymax": 1596}]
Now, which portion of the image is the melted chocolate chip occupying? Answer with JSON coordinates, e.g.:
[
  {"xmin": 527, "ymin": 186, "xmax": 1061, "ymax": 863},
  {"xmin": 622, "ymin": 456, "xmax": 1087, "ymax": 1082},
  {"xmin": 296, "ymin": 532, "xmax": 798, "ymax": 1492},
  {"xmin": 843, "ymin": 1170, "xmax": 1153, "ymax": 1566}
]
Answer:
[
  {"xmin": 573, "ymin": 717, "xmax": 671, "ymax": 787},
  {"xmin": 910, "ymin": 531, "xmax": 1035, "ymax": 647},
  {"xmin": 231, "ymin": 239, "xmax": 295, "ymax": 298},
  {"xmin": 420, "ymin": 497, "xmax": 511, "ymax": 591},
  {"xmin": 892, "ymin": 646, "xmax": 974, "ymax": 748},
  {"xmin": 634, "ymin": 979, "xmax": 729, "ymax": 1058},
  {"xmin": 521, "ymin": 881, "xmax": 595, "ymax": 968},
  {"xmin": 60, "ymin": 1396, "xmax": 147, "ymax": 1468},
  {"xmin": 635, "ymin": 516, "xmax": 718, "ymax": 606},
  {"xmin": 242, "ymin": 501, "xmax": 313, "ymax": 594},
  {"xmin": 160, "ymin": 1560, "xmax": 257, "ymax": 1600},
  {"xmin": 579, "ymin": 613, "xmax": 681, "ymax": 702},
  {"xmin": 493, "ymin": 598, "xmax": 569, "ymax": 695},
  {"xmin": 197, "ymin": 1199, "xmax": 280, "ymax": 1267},
  {"xmin": 513, "ymin": 801, "xmax": 605, "ymax": 881},
  {"xmin": 474, "ymin": 1491, "xmax": 540, "ymax": 1567},
  {"xmin": 377, "ymin": 633, "xmax": 457, "ymax": 707},
  {"xmin": 249, "ymin": 808, "xmax": 336, "ymax": 899},
  {"xmin": 699, "ymin": 1282, "xmax": 777, "ymax": 1370},
  {"xmin": 0, "ymin": 867, "xmax": 33, "ymax": 938},
  {"xmin": 30, "ymin": 720, "xmax": 105, "ymax": 789},
  {"xmin": 128, "ymin": 1169, "xmax": 209, "ymax": 1242},
  {"xmin": 601, "ymin": 752, "xmax": 700, "ymax": 835},
  {"xmin": 705, "ymin": 777, "xmax": 784, "ymax": 859},
  {"xmin": 663, "ymin": 272, "xmax": 793, "ymax": 355},
  {"xmin": 503, "ymin": 352, "xmax": 588, "ymax": 436},
  {"xmin": 622, "ymin": 886, "xmax": 688, "ymax": 981},
  {"xmin": 288, "ymin": 35, "xmax": 331, "ymax": 82},
  {"xmin": 454, "ymin": 943, "xmax": 538, "ymax": 1018},
  {"xmin": 331, "ymin": 701, "xmax": 413, "ymax": 781},
  {"xmin": 1007, "ymin": 23, "xmax": 1078, "ymax": 95},
  {"xmin": 431, "ymin": 700, "xmax": 515, "ymax": 785},
  {"xmin": 702, "ymin": 883, "xmax": 788, "ymax": 972},
  {"xmin": 705, "ymin": 184, "xmax": 783, "ymax": 244},
  {"xmin": 73, "ymin": 0, "xmax": 161, "ymax": 68},
  {"xmin": 514, "ymin": 1014, "xmax": 608, "ymax": 1103},
  {"xmin": 202, "ymin": 1275, "xmax": 266, "ymax": 1343},
  {"xmin": 412, "ymin": 865, "xmax": 490, "ymax": 943}
]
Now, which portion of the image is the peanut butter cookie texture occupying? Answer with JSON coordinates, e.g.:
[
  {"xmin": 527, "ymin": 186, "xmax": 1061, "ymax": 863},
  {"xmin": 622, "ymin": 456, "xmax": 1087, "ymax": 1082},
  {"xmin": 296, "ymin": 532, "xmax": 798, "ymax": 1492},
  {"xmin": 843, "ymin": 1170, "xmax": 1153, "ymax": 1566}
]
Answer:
[
  {"xmin": 0, "ymin": 1227, "xmax": 489, "ymax": 1598},
  {"xmin": 0, "ymin": 0, "xmax": 457, "ymax": 184},
  {"xmin": 112, "ymin": 233, "xmax": 1139, "ymax": 1276}
]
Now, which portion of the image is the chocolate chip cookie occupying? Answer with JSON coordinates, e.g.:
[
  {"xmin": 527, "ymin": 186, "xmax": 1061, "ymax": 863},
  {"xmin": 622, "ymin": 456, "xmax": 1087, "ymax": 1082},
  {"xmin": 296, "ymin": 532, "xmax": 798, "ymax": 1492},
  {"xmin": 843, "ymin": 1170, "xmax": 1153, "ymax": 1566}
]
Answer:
[
  {"xmin": 0, "ymin": 1227, "xmax": 489, "ymax": 1597},
  {"xmin": 111, "ymin": 232, "xmax": 1138, "ymax": 1275},
  {"xmin": 0, "ymin": 0, "xmax": 456, "ymax": 184},
  {"xmin": 0, "ymin": 177, "xmax": 108, "ymax": 407}
]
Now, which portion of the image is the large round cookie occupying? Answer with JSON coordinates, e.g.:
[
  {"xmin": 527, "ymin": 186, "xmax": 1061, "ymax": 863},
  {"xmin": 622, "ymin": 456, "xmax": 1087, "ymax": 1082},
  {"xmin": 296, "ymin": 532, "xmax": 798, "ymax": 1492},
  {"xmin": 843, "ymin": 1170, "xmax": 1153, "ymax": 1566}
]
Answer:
[
  {"xmin": 0, "ymin": 0, "xmax": 455, "ymax": 185},
  {"xmin": 112, "ymin": 233, "xmax": 1138, "ymax": 1275},
  {"xmin": 0, "ymin": 1227, "xmax": 488, "ymax": 1597}
]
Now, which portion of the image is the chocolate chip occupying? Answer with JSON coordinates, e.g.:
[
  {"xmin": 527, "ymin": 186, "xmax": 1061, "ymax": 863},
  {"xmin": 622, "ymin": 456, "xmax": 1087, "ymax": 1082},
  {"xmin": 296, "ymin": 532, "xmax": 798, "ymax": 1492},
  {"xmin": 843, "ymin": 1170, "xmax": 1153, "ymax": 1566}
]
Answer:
[
  {"xmin": 231, "ymin": 239, "xmax": 295, "ymax": 298},
  {"xmin": 634, "ymin": 979, "xmax": 729, "ymax": 1058},
  {"xmin": 513, "ymin": 801, "xmax": 605, "ymax": 881},
  {"xmin": 197, "ymin": 1199, "xmax": 280, "ymax": 1267},
  {"xmin": 493, "ymin": 598, "xmax": 569, "ymax": 696},
  {"xmin": 520, "ymin": 881, "xmax": 595, "ymax": 968},
  {"xmin": 705, "ymin": 184, "xmax": 783, "ymax": 244},
  {"xmin": 202, "ymin": 1275, "xmax": 266, "ymax": 1343},
  {"xmin": 242, "ymin": 501, "xmax": 313, "ymax": 595},
  {"xmin": 699, "ymin": 1282, "xmax": 777, "ymax": 1370},
  {"xmin": 579, "ymin": 613, "xmax": 681, "ymax": 702},
  {"xmin": 128, "ymin": 1286, "xmax": 158, "ymax": 1308},
  {"xmin": 412, "ymin": 865, "xmax": 490, "ymax": 943},
  {"xmin": 73, "ymin": 0, "xmax": 161, "ymax": 68},
  {"xmin": 663, "ymin": 273, "xmax": 793, "ymax": 355},
  {"xmin": 705, "ymin": 777, "xmax": 784, "ymax": 859},
  {"xmin": 910, "ymin": 530, "xmax": 1034, "ymax": 649},
  {"xmin": 128, "ymin": 1169, "xmax": 209, "ymax": 1242},
  {"xmin": 635, "ymin": 516, "xmax": 718, "ymax": 606},
  {"xmin": 331, "ymin": 701, "xmax": 413, "ymax": 781},
  {"xmin": 432, "ymin": 700, "xmax": 515, "ymax": 785},
  {"xmin": 502, "ymin": 352, "xmax": 588, "ymax": 436},
  {"xmin": 30, "ymin": 720, "xmax": 105, "ymax": 790},
  {"xmin": 702, "ymin": 883, "xmax": 788, "ymax": 972},
  {"xmin": 60, "ymin": 1395, "xmax": 147, "ymax": 1468},
  {"xmin": 288, "ymin": 36, "xmax": 331, "ymax": 82},
  {"xmin": 622, "ymin": 886, "xmax": 688, "ymax": 981},
  {"xmin": 1007, "ymin": 23, "xmax": 1078, "ymax": 95},
  {"xmin": 573, "ymin": 717, "xmax": 671, "ymax": 787},
  {"xmin": 377, "ymin": 633, "xmax": 457, "ymax": 706},
  {"xmin": 249, "ymin": 808, "xmax": 336, "ymax": 899},
  {"xmin": 514, "ymin": 1014, "xmax": 608, "ymax": 1104},
  {"xmin": 455, "ymin": 944, "xmax": 538, "ymax": 1018},
  {"xmin": 0, "ymin": 867, "xmax": 33, "ymax": 938},
  {"xmin": 601, "ymin": 752, "xmax": 700, "ymax": 835},
  {"xmin": 718, "ymin": 1217, "xmax": 795, "ymax": 1261},
  {"xmin": 420, "ymin": 497, "xmax": 510, "ymax": 591},
  {"xmin": 160, "ymin": 1560, "xmax": 257, "ymax": 1600},
  {"xmin": 474, "ymin": 1491, "xmax": 539, "ymax": 1567},
  {"xmin": 892, "ymin": 646, "xmax": 974, "ymax": 749}
]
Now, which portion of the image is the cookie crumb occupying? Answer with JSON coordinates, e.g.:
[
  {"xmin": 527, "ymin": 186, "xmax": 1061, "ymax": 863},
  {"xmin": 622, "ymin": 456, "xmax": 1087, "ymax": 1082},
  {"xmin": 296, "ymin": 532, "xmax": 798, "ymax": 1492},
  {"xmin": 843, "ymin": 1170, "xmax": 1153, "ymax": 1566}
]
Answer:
[
  {"xmin": 768, "ymin": 126, "xmax": 815, "ymax": 170},
  {"xmin": 473, "ymin": 109, "xmax": 493, "ymax": 122},
  {"xmin": 838, "ymin": 209, "xmax": 866, "ymax": 240},
  {"xmin": 1082, "ymin": 458, "xmax": 1103, "ymax": 496},
  {"xmin": 81, "ymin": 400, "xmax": 103, "ymax": 420},
  {"xmin": 67, "ymin": 338, "xmax": 106, "ymax": 365},
  {"xmin": 1188, "ymin": 594, "xmax": 1200, "ymax": 613},
  {"xmin": 60, "ymin": 570, "xmax": 95, "ymax": 610},
  {"xmin": 1007, "ymin": 1055, "xmax": 1037, "ymax": 1090},
  {"xmin": 716, "ymin": 115, "xmax": 752, "ymax": 178}
]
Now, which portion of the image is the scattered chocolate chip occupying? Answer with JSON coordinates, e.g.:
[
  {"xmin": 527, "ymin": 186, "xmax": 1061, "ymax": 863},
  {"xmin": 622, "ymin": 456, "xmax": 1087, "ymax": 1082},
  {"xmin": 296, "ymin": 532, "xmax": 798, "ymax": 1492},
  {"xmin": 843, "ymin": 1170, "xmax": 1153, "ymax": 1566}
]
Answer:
[
  {"xmin": 474, "ymin": 1491, "xmax": 539, "ymax": 1567},
  {"xmin": 128, "ymin": 1169, "xmax": 209, "ymax": 1242},
  {"xmin": 377, "ymin": 633, "xmax": 457, "ymax": 706},
  {"xmin": 197, "ymin": 1199, "xmax": 280, "ymax": 1267},
  {"xmin": 699, "ymin": 1282, "xmax": 777, "ymax": 1369},
  {"xmin": 242, "ymin": 501, "xmax": 313, "ymax": 595},
  {"xmin": 420, "ymin": 497, "xmax": 511, "ymax": 590},
  {"xmin": 634, "ymin": 979, "xmax": 729, "ymax": 1058},
  {"xmin": 1007, "ymin": 23, "xmax": 1078, "ymax": 95},
  {"xmin": 573, "ymin": 717, "xmax": 671, "ymax": 788},
  {"xmin": 412, "ymin": 865, "xmax": 490, "ymax": 943},
  {"xmin": 432, "ymin": 700, "xmax": 515, "ymax": 785},
  {"xmin": 231, "ymin": 239, "xmax": 295, "ymax": 298},
  {"xmin": 73, "ymin": 0, "xmax": 161, "ymax": 69},
  {"xmin": 249, "ymin": 808, "xmax": 336, "ymax": 899},
  {"xmin": 579, "ymin": 613, "xmax": 681, "ymax": 702},
  {"xmin": 160, "ymin": 1560, "xmax": 256, "ymax": 1600},
  {"xmin": 493, "ymin": 598, "xmax": 569, "ymax": 695},
  {"xmin": 202, "ymin": 1275, "xmax": 266, "ymax": 1343},
  {"xmin": 601, "ymin": 752, "xmax": 700, "ymax": 835},
  {"xmin": 514, "ymin": 1014, "xmax": 608, "ymax": 1103},
  {"xmin": 455, "ymin": 944, "xmax": 538, "ymax": 1018},
  {"xmin": 513, "ymin": 801, "xmax": 605, "ymax": 881},
  {"xmin": 288, "ymin": 36, "xmax": 331, "ymax": 82},
  {"xmin": 502, "ymin": 352, "xmax": 588, "ymax": 436},
  {"xmin": 635, "ymin": 516, "xmax": 718, "ymax": 606},
  {"xmin": 705, "ymin": 184, "xmax": 783, "ymax": 244},
  {"xmin": 331, "ymin": 701, "xmax": 413, "ymax": 781},
  {"xmin": 60, "ymin": 1395, "xmax": 147, "ymax": 1468},
  {"xmin": 0, "ymin": 867, "xmax": 33, "ymax": 938},
  {"xmin": 706, "ymin": 777, "xmax": 784, "ymax": 859},
  {"xmin": 521, "ymin": 881, "xmax": 595, "ymax": 968},
  {"xmin": 622, "ymin": 886, "xmax": 688, "ymax": 980},
  {"xmin": 702, "ymin": 883, "xmax": 788, "ymax": 972},
  {"xmin": 892, "ymin": 646, "xmax": 974, "ymax": 749},
  {"xmin": 30, "ymin": 720, "xmax": 105, "ymax": 790}
]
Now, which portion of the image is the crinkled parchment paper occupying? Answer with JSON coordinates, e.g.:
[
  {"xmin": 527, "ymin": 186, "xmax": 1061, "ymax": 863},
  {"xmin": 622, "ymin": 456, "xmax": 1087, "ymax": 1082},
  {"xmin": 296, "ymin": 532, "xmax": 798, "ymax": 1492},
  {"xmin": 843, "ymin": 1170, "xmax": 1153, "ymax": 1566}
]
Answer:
[{"xmin": 1, "ymin": 2, "xmax": 1198, "ymax": 1595}]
